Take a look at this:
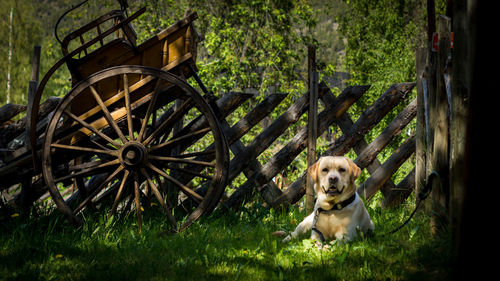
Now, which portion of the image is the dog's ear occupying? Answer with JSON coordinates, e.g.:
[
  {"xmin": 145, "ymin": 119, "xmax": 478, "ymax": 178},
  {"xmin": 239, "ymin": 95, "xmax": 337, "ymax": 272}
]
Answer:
[
  {"xmin": 346, "ymin": 158, "xmax": 361, "ymax": 180},
  {"xmin": 308, "ymin": 159, "xmax": 320, "ymax": 182}
]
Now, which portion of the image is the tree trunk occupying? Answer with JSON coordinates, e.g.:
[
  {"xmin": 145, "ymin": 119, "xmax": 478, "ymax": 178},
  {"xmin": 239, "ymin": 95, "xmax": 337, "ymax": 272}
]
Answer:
[{"xmin": 6, "ymin": 7, "xmax": 13, "ymax": 103}]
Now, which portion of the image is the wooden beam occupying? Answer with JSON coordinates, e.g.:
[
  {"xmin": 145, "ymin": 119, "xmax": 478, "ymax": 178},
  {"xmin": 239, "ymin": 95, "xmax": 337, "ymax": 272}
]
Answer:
[
  {"xmin": 169, "ymin": 93, "xmax": 286, "ymax": 194},
  {"xmin": 226, "ymin": 90, "xmax": 318, "ymax": 185},
  {"xmin": 430, "ymin": 15, "xmax": 452, "ymax": 234},
  {"xmin": 415, "ymin": 47, "xmax": 428, "ymax": 207},
  {"xmin": 357, "ymin": 135, "xmax": 416, "ymax": 201},
  {"xmin": 354, "ymin": 98, "xmax": 417, "ymax": 170},
  {"xmin": 324, "ymin": 83, "xmax": 415, "ymax": 157},
  {"xmin": 306, "ymin": 46, "xmax": 318, "ymax": 212},
  {"xmin": 0, "ymin": 104, "xmax": 26, "ymax": 125},
  {"xmin": 383, "ymin": 168, "xmax": 416, "ymax": 207}
]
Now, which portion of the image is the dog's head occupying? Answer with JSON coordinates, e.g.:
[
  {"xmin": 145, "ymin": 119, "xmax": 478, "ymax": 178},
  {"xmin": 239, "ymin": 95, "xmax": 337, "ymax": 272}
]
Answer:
[{"xmin": 308, "ymin": 156, "xmax": 361, "ymax": 204}]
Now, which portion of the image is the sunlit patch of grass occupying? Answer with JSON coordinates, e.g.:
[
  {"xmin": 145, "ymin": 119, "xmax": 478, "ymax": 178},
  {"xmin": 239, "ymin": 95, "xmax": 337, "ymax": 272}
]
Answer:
[{"xmin": 0, "ymin": 198, "xmax": 451, "ymax": 281}]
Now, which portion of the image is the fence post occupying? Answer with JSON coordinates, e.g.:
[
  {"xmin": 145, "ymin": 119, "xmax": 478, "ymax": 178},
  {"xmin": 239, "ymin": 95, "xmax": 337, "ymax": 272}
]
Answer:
[
  {"xmin": 430, "ymin": 15, "xmax": 451, "ymax": 234},
  {"xmin": 25, "ymin": 46, "xmax": 41, "ymax": 150},
  {"xmin": 306, "ymin": 46, "xmax": 318, "ymax": 213}
]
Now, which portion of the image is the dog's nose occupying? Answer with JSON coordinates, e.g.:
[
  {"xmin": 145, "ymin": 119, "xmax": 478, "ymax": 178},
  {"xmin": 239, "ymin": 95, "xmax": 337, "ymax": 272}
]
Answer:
[{"xmin": 329, "ymin": 176, "xmax": 338, "ymax": 185}]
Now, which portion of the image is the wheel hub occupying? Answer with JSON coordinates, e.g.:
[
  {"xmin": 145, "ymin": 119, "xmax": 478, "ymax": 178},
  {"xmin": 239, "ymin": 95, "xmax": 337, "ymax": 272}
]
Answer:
[{"xmin": 120, "ymin": 142, "xmax": 148, "ymax": 168}]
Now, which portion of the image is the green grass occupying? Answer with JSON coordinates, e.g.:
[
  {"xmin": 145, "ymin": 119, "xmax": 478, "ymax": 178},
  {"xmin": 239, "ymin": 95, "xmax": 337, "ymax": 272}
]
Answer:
[{"xmin": 0, "ymin": 197, "xmax": 452, "ymax": 281}]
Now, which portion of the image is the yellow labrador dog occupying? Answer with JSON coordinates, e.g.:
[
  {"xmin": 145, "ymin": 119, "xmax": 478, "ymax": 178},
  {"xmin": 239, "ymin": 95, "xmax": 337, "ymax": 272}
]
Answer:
[{"xmin": 282, "ymin": 156, "xmax": 374, "ymax": 244}]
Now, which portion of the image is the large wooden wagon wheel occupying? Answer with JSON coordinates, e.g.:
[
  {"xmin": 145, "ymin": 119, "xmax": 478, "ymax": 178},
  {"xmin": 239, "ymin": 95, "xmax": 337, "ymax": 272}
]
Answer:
[{"xmin": 42, "ymin": 65, "xmax": 228, "ymax": 231}]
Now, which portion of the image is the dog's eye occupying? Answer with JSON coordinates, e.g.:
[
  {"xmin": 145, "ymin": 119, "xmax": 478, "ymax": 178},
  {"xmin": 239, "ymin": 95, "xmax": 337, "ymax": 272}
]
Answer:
[
  {"xmin": 338, "ymin": 167, "xmax": 346, "ymax": 173},
  {"xmin": 322, "ymin": 168, "xmax": 328, "ymax": 173}
]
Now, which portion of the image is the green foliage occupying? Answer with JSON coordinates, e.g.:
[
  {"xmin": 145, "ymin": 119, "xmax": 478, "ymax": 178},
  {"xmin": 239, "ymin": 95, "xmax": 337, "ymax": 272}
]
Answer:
[
  {"xmin": 0, "ymin": 0, "xmax": 42, "ymax": 105},
  {"xmin": 189, "ymin": 0, "xmax": 316, "ymax": 96},
  {"xmin": 337, "ymin": 0, "xmax": 424, "ymax": 89}
]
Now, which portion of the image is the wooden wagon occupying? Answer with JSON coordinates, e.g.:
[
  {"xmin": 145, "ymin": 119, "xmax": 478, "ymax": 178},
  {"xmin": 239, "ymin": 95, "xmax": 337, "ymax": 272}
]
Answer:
[{"xmin": 0, "ymin": 1, "xmax": 229, "ymax": 231}]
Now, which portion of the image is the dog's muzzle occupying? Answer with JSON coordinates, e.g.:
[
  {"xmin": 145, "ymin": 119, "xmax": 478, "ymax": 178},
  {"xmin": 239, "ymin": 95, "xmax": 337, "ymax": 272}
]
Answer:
[
  {"xmin": 325, "ymin": 176, "xmax": 342, "ymax": 196},
  {"xmin": 326, "ymin": 187, "xmax": 342, "ymax": 196}
]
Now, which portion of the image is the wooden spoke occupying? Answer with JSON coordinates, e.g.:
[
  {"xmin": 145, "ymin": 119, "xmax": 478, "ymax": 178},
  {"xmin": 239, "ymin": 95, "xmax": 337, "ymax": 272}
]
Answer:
[
  {"xmin": 141, "ymin": 168, "xmax": 177, "ymax": 226},
  {"xmin": 146, "ymin": 162, "xmax": 203, "ymax": 203},
  {"xmin": 149, "ymin": 127, "xmax": 211, "ymax": 152},
  {"xmin": 51, "ymin": 143, "xmax": 118, "ymax": 157},
  {"xmin": 67, "ymin": 158, "xmax": 112, "ymax": 172},
  {"xmin": 71, "ymin": 157, "xmax": 91, "ymax": 206},
  {"xmin": 109, "ymin": 170, "xmax": 130, "ymax": 218},
  {"xmin": 133, "ymin": 172, "xmax": 142, "ymax": 233},
  {"xmin": 89, "ymin": 85, "xmax": 127, "ymax": 143},
  {"xmin": 123, "ymin": 74, "xmax": 134, "ymax": 140},
  {"xmin": 176, "ymin": 149, "xmax": 215, "ymax": 159},
  {"xmin": 148, "ymin": 155, "xmax": 215, "ymax": 168},
  {"xmin": 63, "ymin": 109, "xmax": 122, "ymax": 148},
  {"xmin": 90, "ymin": 139, "xmax": 114, "ymax": 151},
  {"xmin": 143, "ymin": 97, "xmax": 193, "ymax": 146},
  {"xmin": 55, "ymin": 158, "xmax": 121, "ymax": 183},
  {"xmin": 72, "ymin": 165, "xmax": 124, "ymax": 215},
  {"xmin": 137, "ymin": 78, "xmax": 162, "ymax": 143}
]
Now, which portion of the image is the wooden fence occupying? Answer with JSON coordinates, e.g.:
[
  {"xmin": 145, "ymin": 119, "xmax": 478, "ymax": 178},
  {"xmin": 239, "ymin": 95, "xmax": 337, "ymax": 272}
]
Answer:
[
  {"xmin": 211, "ymin": 81, "xmax": 417, "ymax": 211},
  {"xmin": 0, "ymin": 78, "xmax": 417, "ymax": 214}
]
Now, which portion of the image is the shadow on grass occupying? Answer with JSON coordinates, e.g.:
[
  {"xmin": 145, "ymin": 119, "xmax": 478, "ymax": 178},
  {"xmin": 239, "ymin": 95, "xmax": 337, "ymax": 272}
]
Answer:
[{"xmin": 0, "ymin": 203, "xmax": 453, "ymax": 281}]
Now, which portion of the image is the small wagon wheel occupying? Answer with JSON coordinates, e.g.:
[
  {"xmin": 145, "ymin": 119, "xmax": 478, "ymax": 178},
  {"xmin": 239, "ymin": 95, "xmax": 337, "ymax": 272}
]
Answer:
[{"xmin": 42, "ymin": 65, "xmax": 228, "ymax": 231}]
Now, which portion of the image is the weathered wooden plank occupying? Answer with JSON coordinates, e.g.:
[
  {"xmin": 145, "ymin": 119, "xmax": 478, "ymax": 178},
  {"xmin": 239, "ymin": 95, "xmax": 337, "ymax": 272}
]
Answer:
[
  {"xmin": 24, "ymin": 46, "xmax": 42, "ymax": 152},
  {"xmin": 415, "ymin": 47, "xmax": 427, "ymax": 205},
  {"xmin": 170, "ymin": 92, "xmax": 253, "ymax": 156},
  {"xmin": 224, "ymin": 93, "xmax": 287, "ymax": 145},
  {"xmin": 430, "ymin": 15, "xmax": 451, "ymax": 234},
  {"xmin": 357, "ymin": 134, "xmax": 416, "ymax": 201},
  {"xmin": 0, "ymin": 150, "xmax": 39, "ymax": 192},
  {"xmin": 0, "ymin": 104, "xmax": 26, "ymax": 125},
  {"xmin": 0, "ymin": 97, "xmax": 60, "ymax": 149},
  {"xmin": 219, "ymin": 118, "xmax": 282, "ymax": 208},
  {"xmin": 354, "ymin": 97, "xmax": 417, "ymax": 169},
  {"xmin": 306, "ymin": 46, "xmax": 318, "ymax": 212},
  {"xmin": 215, "ymin": 94, "xmax": 288, "ymax": 209},
  {"xmin": 323, "ymin": 82, "xmax": 416, "ymax": 157},
  {"xmin": 448, "ymin": 0, "xmax": 469, "ymax": 241},
  {"xmin": 226, "ymin": 90, "xmax": 320, "ymax": 184},
  {"xmin": 382, "ymin": 168, "xmax": 415, "ymax": 208}
]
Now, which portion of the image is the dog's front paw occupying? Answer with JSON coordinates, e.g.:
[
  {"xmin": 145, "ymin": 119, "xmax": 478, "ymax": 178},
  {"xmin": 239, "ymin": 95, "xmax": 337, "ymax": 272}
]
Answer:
[
  {"xmin": 314, "ymin": 240, "xmax": 333, "ymax": 250},
  {"xmin": 282, "ymin": 235, "xmax": 292, "ymax": 243},
  {"xmin": 314, "ymin": 240, "xmax": 323, "ymax": 249}
]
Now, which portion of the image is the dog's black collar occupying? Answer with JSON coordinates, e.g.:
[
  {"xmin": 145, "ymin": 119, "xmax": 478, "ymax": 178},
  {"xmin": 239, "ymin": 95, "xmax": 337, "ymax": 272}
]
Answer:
[
  {"xmin": 319, "ymin": 193, "xmax": 356, "ymax": 212},
  {"xmin": 311, "ymin": 194, "xmax": 357, "ymax": 242}
]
